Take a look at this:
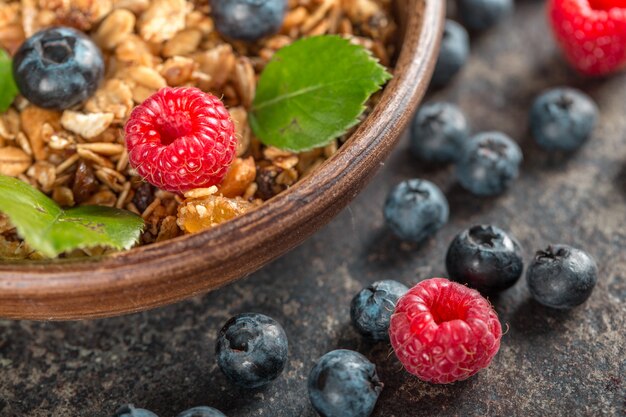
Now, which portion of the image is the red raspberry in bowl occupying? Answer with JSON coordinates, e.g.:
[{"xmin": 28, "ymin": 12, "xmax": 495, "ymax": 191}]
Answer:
[
  {"xmin": 125, "ymin": 87, "xmax": 237, "ymax": 193},
  {"xmin": 548, "ymin": 0, "xmax": 626, "ymax": 76},
  {"xmin": 389, "ymin": 278, "xmax": 502, "ymax": 384}
]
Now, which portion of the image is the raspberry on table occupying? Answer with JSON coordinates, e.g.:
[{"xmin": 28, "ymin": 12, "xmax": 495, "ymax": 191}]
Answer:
[
  {"xmin": 548, "ymin": 0, "xmax": 626, "ymax": 76},
  {"xmin": 125, "ymin": 87, "xmax": 237, "ymax": 194},
  {"xmin": 389, "ymin": 278, "xmax": 502, "ymax": 384}
]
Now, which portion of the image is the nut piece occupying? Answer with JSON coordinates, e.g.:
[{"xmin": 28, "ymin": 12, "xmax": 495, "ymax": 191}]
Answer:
[
  {"xmin": 85, "ymin": 79, "xmax": 134, "ymax": 120},
  {"xmin": 163, "ymin": 28, "xmax": 202, "ymax": 57},
  {"xmin": 61, "ymin": 111, "xmax": 115, "ymax": 139},
  {"xmin": 115, "ymin": 34, "xmax": 154, "ymax": 65},
  {"xmin": 113, "ymin": 0, "xmax": 150, "ymax": 13},
  {"xmin": 194, "ymin": 44, "xmax": 236, "ymax": 89},
  {"xmin": 156, "ymin": 215, "xmax": 181, "ymax": 242},
  {"xmin": 229, "ymin": 106, "xmax": 250, "ymax": 156},
  {"xmin": 52, "ymin": 186, "xmax": 75, "ymax": 207},
  {"xmin": 129, "ymin": 66, "xmax": 167, "ymax": 90},
  {"xmin": 0, "ymin": 147, "xmax": 31, "ymax": 176},
  {"xmin": 27, "ymin": 160, "xmax": 56, "ymax": 192},
  {"xmin": 160, "ymin": 56, "xmax": 197, "ymax": 86},
  {"xmin": 94, "ymin": 9, "xmax": 136, "ymax": 50},
  {"xmin": 218, "ymin": 157, "xmax": 256, "ymax": 198},
  {"xmin": 139, "ymin": 0, "xmax": 188, "ymax": 43},
  {"xmin": 232, "ymin": 57, "xmax": 256, "ymax": 109},
  {"xmin": 184, "ymin": 186, "xmax": 218, "ymax": 200},
  {"xmin": 53, "ymin": 0, "xmax": 113, "ymax": 31},
  {"xmin": 0, "ymin": 3, "xmax": 25, "ymax": 54}
]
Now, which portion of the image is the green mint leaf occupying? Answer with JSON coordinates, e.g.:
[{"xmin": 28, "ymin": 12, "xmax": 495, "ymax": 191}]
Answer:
[
  {"xmin": 0, "ymin": 175, "xmax": 144, "ymax": 258},
  {"xmin": 0, "ymin": 50, "xmax": 18, "ymax": 113},
  {"xmin": 250, "ymin": 35, "xmax": 392, "ymax": 152}
]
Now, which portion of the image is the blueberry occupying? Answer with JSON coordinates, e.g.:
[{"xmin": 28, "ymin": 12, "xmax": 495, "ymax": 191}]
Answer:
[
  {"xmin": 211, "ymin": 0, "xmax": 287, "ymax": 42},
  {"xmin": 308, "ymin": 350, "xmax": 383, "ymax": 417},
  {"xmin": 446, "ymin": 225, "xmax": 524, "ymax": 293},
  {"xmin": 432, "ymin": 20, "xmax": 470, "ymax": 88},
  {"xmin": 176, "ymin": 406, "xmax": 227, "ymax": 417},
  {"xmin": 457, "ymin": 0, "xmax": 514, "ymax": 31},
  {"xmin": 113, "ymin": 405, "xmax": 158, "ymax": 417},
  {"xmin": 456, "ymin": 132, "xmax": 523, "ymax": 196},
  {"xmin": 12, "ymin": 26, "xmax": 104, "ymax": 110},
  {"xmin": 530, "ymin": 88, "xmax": 598, "ymax": 152},
  {"xmin": 350, "ymin": 280, "xmax": 409, "ymax": 341},
  {"xmin": 216, "ymin": 313, "xmax": 288, "ymax": 388},
  {"xmin": 383, "ymin": 179, "xmax": 449, "ymax": 243},
  {"xmin": 410, "ymin": 102, "xmax": 470, "ymax": 163},
  {"xmin": 527, "ymin": 245, "xmax": 598, "ymax": 309}
]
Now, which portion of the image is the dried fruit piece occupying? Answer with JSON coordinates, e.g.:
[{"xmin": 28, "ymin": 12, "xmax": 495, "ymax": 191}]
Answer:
[
  {"xmin": 177, "ymin": 193, "xmax": 256, "ymax": 233},
  {"xmin": 218, "ymin": 157, "xmax": 256, "ymax": 198},
  {"xmin": 72, "ymin": 160, "xmax": 99, "ymax": 204}
]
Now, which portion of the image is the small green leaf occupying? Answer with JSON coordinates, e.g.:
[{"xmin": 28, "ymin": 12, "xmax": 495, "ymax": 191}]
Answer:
[
  {"xmin": 0, "ymin": 50, "xmax": 18, "ymax": 113},
  {"xmin": 0, "ymin": 175, "xmax": 144, "ymax": 258},
  {"xmin": 250, "ymin": 35, "xmax": 392, "ymax": 152}
]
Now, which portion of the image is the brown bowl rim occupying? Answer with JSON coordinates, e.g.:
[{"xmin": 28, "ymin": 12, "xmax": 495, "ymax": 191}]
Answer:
[{"xmin": 0, "ymin": 0, "xmax": 445, "ymax": 320}]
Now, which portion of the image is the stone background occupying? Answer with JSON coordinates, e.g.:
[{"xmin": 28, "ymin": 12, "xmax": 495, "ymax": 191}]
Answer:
[{"xmin": 1, "ymin": 1, "xmax": 625, "ymax": 416}]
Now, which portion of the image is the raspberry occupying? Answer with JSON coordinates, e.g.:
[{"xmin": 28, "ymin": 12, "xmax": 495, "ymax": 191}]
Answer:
[
  {"xmin": 548, "ymin": 0, "xmax": 626, "ymax": 76},
  {"xmin": 389, "ymin": 278, "xmax": 502, "ymax": 384},
  {"xmin": 125, "ymin": 87, "xmax": 237, "ymax": 193}
]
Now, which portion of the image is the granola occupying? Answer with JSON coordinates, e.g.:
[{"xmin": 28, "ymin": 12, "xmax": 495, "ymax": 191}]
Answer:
[{"xmin": 0, "ymin": 0, "xmax": 397, "ymax": 258}]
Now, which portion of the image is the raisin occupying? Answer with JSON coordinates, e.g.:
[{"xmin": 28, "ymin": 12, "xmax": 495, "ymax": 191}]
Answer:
[
  {"xmin": 72, "ymin": 161, "xmax": 99, "ymax": 204},
  {"xmin": 255, "ymin": 165, "xmax": 287, "ymax": 200},
  {"xmin": 132, "ymin": 183, "xmax": 155, "ymax": 213}
]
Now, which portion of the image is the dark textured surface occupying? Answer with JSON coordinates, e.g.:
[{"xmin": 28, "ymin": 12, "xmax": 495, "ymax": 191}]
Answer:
[{"xmin": 1, "ymin": 2, "xmax": 625, "ymax": 416}]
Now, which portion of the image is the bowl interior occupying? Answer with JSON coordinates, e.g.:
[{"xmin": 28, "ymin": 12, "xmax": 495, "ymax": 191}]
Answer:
[{"xmin": 0, "ymin": 0, "xmax": 445, "ymax": 320}]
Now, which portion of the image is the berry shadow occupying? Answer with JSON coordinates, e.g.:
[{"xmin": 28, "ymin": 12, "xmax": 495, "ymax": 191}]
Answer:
[
  {"xmin": 507, "ymin": 297, "xmax": 575, "ymax": 337},
  {"xmin": 518, "ymin": 137, "xmax": 583, "ymax": 174},
  {"xmin": 444, "ymin": 183, "xmax": 501, "ymax": 221},
  {"xmin": 360, "ymin": 227, "xmax": 440, "ymax": 273},
  {"xmin": 144, "ymin": 361, "xmax": 281, "ymax": 417},
  {"xmin": 334, "ymin": 321, "xmax": 391, "ymax": 356},
  {"xmin": 377, "ymin": 369, "xmax": 476, "ymax": 415},
  {"xmin": 393, "ymin": 142, "xmax": 454, "ymax": 177},
  {"xmin": 612, "ymin": 163, "xmax": 626, "ymax": 201}
]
